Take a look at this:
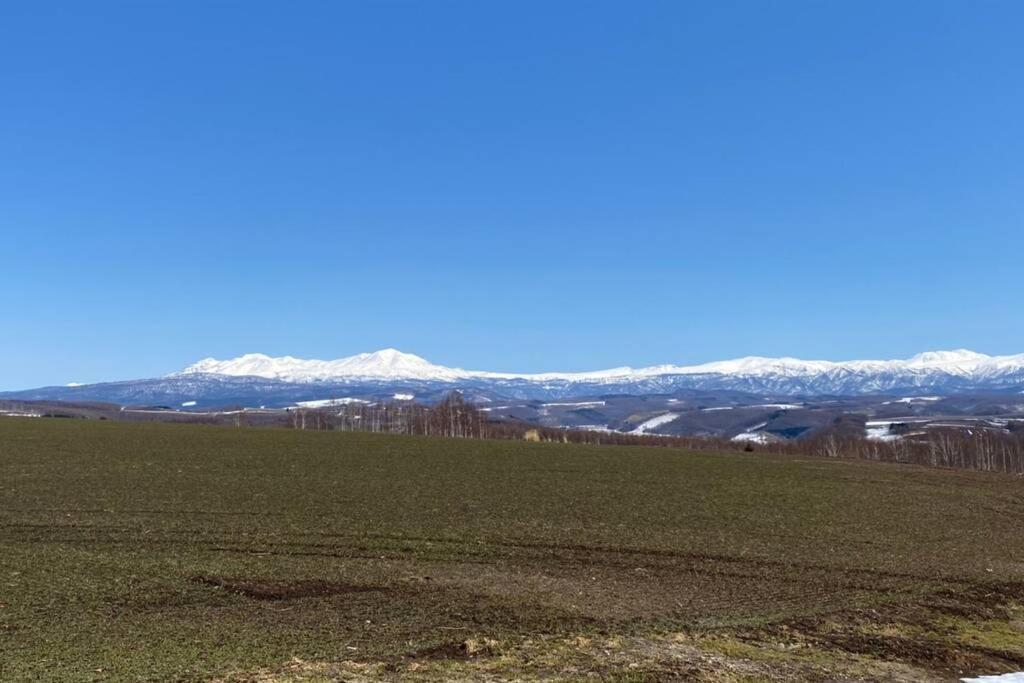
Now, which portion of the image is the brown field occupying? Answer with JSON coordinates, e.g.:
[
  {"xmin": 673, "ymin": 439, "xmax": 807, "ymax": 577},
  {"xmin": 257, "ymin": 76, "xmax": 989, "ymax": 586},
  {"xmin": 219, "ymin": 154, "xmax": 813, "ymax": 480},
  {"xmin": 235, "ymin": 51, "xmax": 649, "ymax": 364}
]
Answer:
[{"xmin": 2, "ymin": 418, "xmax": 1024, "ymax": 681}]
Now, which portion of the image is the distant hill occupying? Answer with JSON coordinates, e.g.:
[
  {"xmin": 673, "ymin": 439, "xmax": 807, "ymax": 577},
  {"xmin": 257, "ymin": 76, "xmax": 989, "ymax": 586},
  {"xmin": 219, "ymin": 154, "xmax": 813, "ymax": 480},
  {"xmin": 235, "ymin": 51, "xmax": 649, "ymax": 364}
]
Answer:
[{"xmin": 5, "ymin": 348, "xmax": 1024, "ymax": 410}]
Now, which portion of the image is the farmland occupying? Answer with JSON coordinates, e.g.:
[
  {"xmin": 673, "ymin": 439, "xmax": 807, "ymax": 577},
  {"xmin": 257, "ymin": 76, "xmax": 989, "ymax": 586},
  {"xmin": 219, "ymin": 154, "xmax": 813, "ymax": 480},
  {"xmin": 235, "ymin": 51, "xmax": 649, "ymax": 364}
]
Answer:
[{"xmin": 2, "ymin": 418, "xmax": 1024, "ymax": 681}]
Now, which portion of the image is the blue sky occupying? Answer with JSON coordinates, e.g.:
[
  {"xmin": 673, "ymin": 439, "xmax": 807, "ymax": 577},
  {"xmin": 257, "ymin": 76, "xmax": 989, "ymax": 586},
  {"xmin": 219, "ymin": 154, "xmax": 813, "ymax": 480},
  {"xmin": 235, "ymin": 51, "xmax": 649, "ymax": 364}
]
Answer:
[{"xmin": 2, "ymin": 1, "xmax": 1022, "ymax": 388}]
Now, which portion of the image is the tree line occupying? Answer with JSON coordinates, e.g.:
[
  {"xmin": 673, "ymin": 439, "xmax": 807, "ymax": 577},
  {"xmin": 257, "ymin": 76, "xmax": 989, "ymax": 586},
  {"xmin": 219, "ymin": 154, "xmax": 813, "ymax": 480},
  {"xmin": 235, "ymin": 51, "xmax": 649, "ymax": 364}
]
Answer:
[
  {"xmin": 781, "ymin": 427, "xmax": 1024, "ymax": 474},
  {"xmin": 284, "ymin": 393, "xmax": 1024, "ymax": 475},
  {"xmin": 288, "ymin": 393, "xmax": 485, "ymax": 438}
]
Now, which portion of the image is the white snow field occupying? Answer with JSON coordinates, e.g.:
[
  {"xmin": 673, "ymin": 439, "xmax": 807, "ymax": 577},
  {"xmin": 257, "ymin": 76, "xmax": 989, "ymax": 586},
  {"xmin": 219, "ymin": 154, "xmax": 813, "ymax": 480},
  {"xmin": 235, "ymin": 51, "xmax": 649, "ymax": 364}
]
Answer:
[{"xmin": 630, "ymin": 412, "xmax": 680, "ymax": 434}]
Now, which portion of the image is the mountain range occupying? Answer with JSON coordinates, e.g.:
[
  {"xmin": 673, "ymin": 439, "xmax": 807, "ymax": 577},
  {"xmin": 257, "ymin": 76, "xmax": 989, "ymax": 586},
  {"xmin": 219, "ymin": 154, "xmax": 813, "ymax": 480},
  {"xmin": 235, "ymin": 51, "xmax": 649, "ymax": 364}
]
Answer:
[{"xmin": 3, "ymin": 348, "xmax": 1024, "ymax": 408}]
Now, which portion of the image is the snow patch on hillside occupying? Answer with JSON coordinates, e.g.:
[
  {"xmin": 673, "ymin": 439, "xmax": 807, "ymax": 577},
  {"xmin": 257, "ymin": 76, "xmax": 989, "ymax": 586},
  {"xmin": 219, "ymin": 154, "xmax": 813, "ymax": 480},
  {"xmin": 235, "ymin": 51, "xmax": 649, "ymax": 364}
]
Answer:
[
  {"xmin": 883, "ymin": 396, "xmax": 942, "ymax": 405},
  {"xmin": 296, "ymin": 397, "xmax": 370, "ymax": 408},
  {"xmin": 630, "ymin": 412, "xmax": 680, "ymax": 434},
  {"xmin": 961, "ymin": 673, "xmax": 1024, "ymax": 682},
  {"xmin": 732, "ymin": 431, "xmax": 773, "ymax": 444}
]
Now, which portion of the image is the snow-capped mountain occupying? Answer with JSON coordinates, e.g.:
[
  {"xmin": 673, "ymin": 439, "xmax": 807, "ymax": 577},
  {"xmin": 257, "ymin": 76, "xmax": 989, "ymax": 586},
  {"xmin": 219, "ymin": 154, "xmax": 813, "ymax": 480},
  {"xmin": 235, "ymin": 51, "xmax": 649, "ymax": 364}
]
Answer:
[
  {"xmin": 178, "ymin": 349, "xmax": 471, "ymax": 382},
  {"xmin": 5, "ymin": 348, "xmax": 1024, "ymax": 407},
  {"xmin": 174, "ymin": 348, "xmax": 1024, "ymax": 390}
]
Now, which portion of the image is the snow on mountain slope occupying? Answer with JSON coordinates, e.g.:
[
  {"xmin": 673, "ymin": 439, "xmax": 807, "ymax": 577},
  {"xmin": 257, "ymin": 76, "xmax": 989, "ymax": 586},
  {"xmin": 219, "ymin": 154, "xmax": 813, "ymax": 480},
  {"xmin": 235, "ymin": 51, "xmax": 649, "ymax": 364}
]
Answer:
[
  {"xmin": 630, "ymin": 412, "xmax": 681, "ymax": 434},
  {"xmin": 175, "ymin": 348, "xmax": 1024, "ymax": 390},
  {"xmin": 7, "ymin": 348, "xmax": 1024, "ymax": 406},
  {"xmin": 178, "ymin": 349, "xmax": 472, "ymax": 382}
]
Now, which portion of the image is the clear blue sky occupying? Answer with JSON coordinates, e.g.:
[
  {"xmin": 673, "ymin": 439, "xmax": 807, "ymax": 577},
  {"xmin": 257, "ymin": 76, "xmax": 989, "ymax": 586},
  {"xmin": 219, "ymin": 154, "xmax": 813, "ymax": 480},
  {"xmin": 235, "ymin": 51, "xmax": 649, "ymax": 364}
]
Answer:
[{"xmin": 2, "ymin": 1, "xmax": 1023, "ymax": 389}]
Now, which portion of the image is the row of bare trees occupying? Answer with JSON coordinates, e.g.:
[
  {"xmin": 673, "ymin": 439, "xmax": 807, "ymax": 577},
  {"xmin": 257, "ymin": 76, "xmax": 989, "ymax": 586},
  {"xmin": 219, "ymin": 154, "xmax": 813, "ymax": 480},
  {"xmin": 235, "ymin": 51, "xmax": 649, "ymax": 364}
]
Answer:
[
  {"xmin": 281, "ymin": 393, "xmax": 1024, "ymax": 475},
  {"xmin": 286, "ymin": 393, "xmax": 485, "ymax": 439},
  {"xmin": 284, "ymin": 393, "xmax": 727, "ymax": 447},
  {"xmin": 788, "ymin": 428, "xmax": 1024, "ymax": 474}
]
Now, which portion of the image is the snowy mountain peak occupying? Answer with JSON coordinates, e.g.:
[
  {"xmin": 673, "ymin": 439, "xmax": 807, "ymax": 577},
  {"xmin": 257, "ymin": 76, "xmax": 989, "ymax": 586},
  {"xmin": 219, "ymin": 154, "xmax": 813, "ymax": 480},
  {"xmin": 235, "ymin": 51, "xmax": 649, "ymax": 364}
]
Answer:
[
  {"xmin": 9, "ymin": 347, "xmax": 1024, "ymax": 406},
  {"xmin": 331, "ymin": 349, "xmax": 454, "ymax": 378},
  {"xmin": 176, "ymin": 348, "xmax": 469, "ymax": 382},
  {"xmin": 170, "ymin": 348, "xmax": 1024, "ymax": 394},
  {"xmin": 907, "ymin": 349, "xmax": 989, "ymax": 366},
  {"xmin": 353, "ymin": 348, "xmax": 427, "ymax": 367}
]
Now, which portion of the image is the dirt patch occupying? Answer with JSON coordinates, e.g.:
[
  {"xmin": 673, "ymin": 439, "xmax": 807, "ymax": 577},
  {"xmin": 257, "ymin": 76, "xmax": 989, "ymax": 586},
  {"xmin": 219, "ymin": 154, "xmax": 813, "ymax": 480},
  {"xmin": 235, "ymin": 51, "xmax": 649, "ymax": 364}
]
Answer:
[
  {"xmin": 190, "ymin": 575, "xmax": 383, "ymax": 601},
  {"xmin": 407, "ymin": 637, "xmax": 498, "ymax": 661},
  {"xmin": 924, "ymin": 583, "xmax": 1023, "ymax": 620},
  {"xmin": 822, "ymin": 631, "xmax": 1012, "ymax": 671},
  {"xmin": 744, "ymin": 581, "xmax": 1024, "ymax": 677},
  {"xmin": 212, "ymin": 584, "xmax": 1024, "ymax": 681}
]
